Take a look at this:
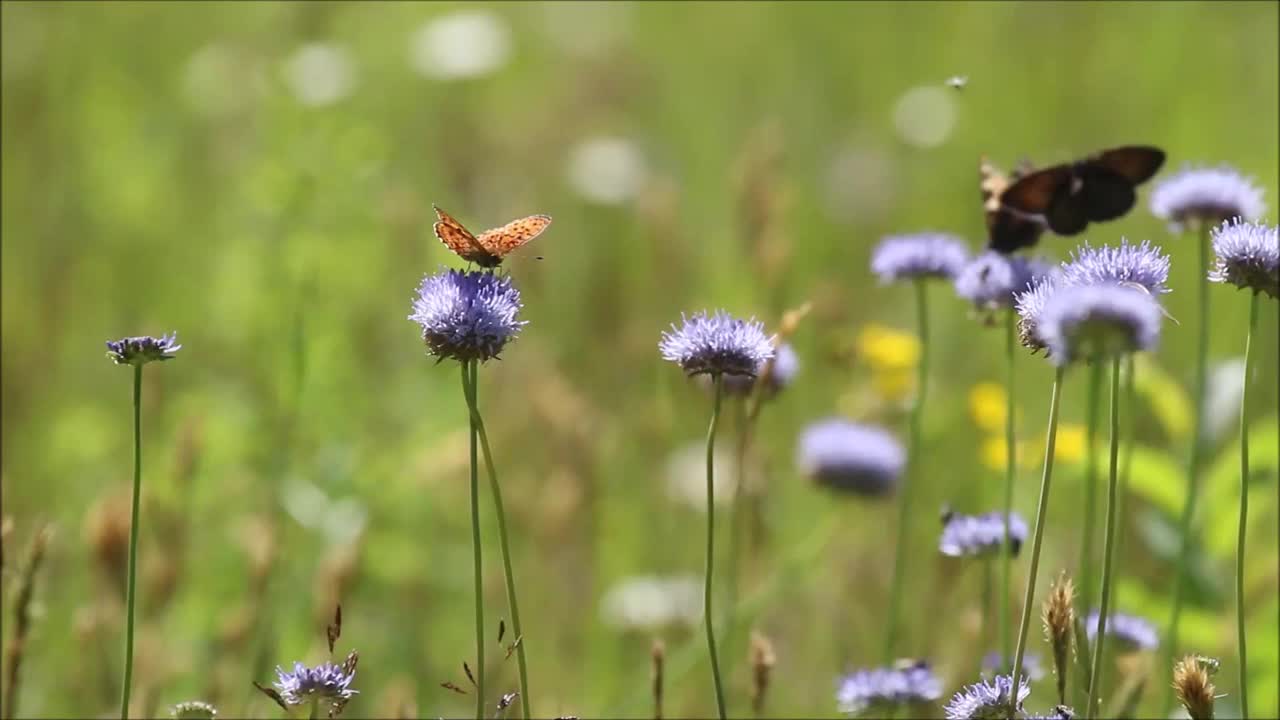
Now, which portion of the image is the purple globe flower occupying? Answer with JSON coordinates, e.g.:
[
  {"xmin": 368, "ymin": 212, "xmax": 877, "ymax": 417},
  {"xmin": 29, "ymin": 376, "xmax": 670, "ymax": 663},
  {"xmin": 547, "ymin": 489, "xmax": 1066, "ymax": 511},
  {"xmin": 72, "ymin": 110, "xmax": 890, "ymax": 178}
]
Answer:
[
  {"xmin": 721, "ymin": 341, "xmax": 800, "ymax": 396},
  {"xmin": 939, "ymin": 510, "xmax": 1028, "ymax": 558},
  {"xmin": 106, "ymin": 333, "xmax": 181, "ymax": 366},
  {"xmin": 1061, "ymin": 240, "xmax": 1171, "ymax": 295},
  {"xmin": 409, "ymin": 268, "xmax": 525, "ymax": 363},
  {"xmin": 872, "ymin": 232, "xmax": 970, "ymax": 283},
  {"xmin": 660, "ymin": 310, "xmax": 774, "ymax": 377},
  {"xmin": 1038, "ymin": 284, "xmax": 1163, "ymax": 366},
  {"xmin": 1085, "ymin": 609, "xmax": 1158, "ymax": 652},
  {"xmin": 981, "ymin": 651, "xmax": 1044, "ymax": 682},
  {"xmin": 273, "ymin": 659, "xmax": 358, "ymax": 707},
  {"xmin": 1210, "ymin": 218, "xmax": 1279, "ymax": 299},
  {"xmin": 836, "ymin": 661, "xmax": 942, "ymax": 716},
  {"xmin": 797, "ymin": 419, "xmax": 905, "ymax": 497},
  {"xmin": 955, "ymin": 252, "xmax": 1056, "ymax": 310},
  {"xmin": 944, "ymin": 674, "xmax": 1030, "ymax": 720},
  {"xmin": 1014, "ymin": 275, "xmax": 1061, "ymax": 352},
  {"xmin": 1150, "ymin": 164, "xmax": 1267, "ymax": 230}
]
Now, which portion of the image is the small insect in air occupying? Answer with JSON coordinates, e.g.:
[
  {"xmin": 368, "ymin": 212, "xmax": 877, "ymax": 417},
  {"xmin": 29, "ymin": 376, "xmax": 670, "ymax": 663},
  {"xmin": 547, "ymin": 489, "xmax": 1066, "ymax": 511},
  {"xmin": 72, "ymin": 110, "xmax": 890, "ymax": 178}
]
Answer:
[
  {"xmin": 945, "ymin": 75, "xmax": 969, "ymax": 90},
  {"xmin": 1193, "ymin": 654, "xmax": 1220, "ymax": 675},
  {"xmin": 433, "ymin": 204, "xmax": 552, "ymax": 268}
]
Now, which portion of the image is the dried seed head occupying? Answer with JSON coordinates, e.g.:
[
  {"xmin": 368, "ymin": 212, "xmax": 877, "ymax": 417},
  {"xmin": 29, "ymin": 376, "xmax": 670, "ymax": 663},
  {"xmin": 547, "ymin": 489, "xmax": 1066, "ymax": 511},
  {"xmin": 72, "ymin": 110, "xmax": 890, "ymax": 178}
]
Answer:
[
  {"xmin": 1173, "ymin": 655, "xmax": 1216, "ymax": 720},
  {"xmin": 1042, "ymin": 571, "xmax": 1075, "ymax": 705},
  {"xmin": 84, "ymin": 490, "xmax": 132, "ymax": 594},
  {"xmin": 327, "ymin": 604, "xmax": 342, "ymax": 654},
  {"xmin": 750, "ymin": 631, "xmax": 777, "ymax": 715},
  {"xmin": 651, "ymin": 639, "xmax": 665, "ymax": 720}
]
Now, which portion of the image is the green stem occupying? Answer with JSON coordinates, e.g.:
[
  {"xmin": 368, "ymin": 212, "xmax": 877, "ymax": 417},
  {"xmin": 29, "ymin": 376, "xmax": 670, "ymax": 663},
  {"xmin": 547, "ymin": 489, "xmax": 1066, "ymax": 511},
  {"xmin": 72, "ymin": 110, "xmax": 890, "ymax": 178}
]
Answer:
[
  {"xmin": 465, "ymin": 363, "xmax": 532, "ymax": 719},
  {"xmin": 721, "ymin": 401, "xmax": 751, "ymax": 668},
  {"xmin": 1086, "ymin": 357, "xmax": 1123, "ymax": 719},
  {"xmin": 885, "ymin": 279, "xmax": 929, "ymax": 662},
  {"xmin": 1078, "ymin": 362, "xmax": 1104, "ymax": 617},
  {"xmin": 119, "ymin": 364, "xmax": 143, "ymax": 720},
  {"xmin": 1010, "ymin": 367, "xmax": 1064, "ymax": 719},
  {"xmin": 704, "ymin": 374, "xmax": 727, "ymax": 720},
  {"xmin": 1236, "ymin": 293, "xmax": 1258, "ymax": 720},
  {"xmin": 462, "ymin": 361, "xmax": 485, "ymax": 720},
  {"xmin": 1001, "ymin": 308, "xmax": 1017, "ymax": 673},
  {"xmin": 1165, "ymin": 221, "xmax": 1212, "ymax": 713},
  {"xmin": 981, "ymin": 557, "xmax": 994, "ymax": 674}
]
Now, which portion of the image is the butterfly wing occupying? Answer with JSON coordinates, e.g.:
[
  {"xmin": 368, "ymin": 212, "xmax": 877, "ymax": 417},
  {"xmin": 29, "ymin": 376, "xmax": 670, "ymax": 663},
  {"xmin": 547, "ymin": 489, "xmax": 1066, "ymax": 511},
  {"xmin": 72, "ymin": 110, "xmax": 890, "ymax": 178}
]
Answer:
[
  {"xmin": 981, "ymin": 157, "xmax": 1047, "ymax": 253},
  {"xmin": 1000, "ymin": 163, "xmax": 1072, "ymax": 216},
  {"xmin": 1079, "ymin": 166, "xmax": 1138, "ymax": 222},
  {"xmin": 1092, "ymin": 146, "xmax": 1166, "ymax": 185},
  {"xmin": 433, "ymin": 205, "xmax": 496, "ymax": 265},
  {"xmin": 476, "ymin": 214, "xmax": 552, "ymax": 262},
  {"xmin": 1045, "ymin": 190, "xmax": 1091, "ymax": 236}
]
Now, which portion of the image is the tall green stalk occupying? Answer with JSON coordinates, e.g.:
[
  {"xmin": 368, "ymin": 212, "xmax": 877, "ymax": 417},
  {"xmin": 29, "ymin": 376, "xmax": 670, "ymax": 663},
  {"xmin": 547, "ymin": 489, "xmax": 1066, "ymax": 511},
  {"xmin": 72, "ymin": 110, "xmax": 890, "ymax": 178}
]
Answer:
[
  {"xmin": 885, "ymin": 279, "xmax": 929, "ymax": 662},
  {"xmin": 1001, "ymin": 308, "xmax": 1017, "ymax": 672},
  {"xmin": 462, "ymin": 361, "xmax": 485, "ymax": 720},
  {"xmin": 1165, "ymin": 222, "xmax": 1212, "ymax": 712},
  {"xmin": 119, "ymin": 364, "xmax": 143, "ymax": 720},
  {"xmin": 1235, "ymin": 293, "xmax": 1259, "ymax": 719},
  {"xmin": 704, "ymin": 373, "xmax": 727, "ymax": 720},
  {"xmin": 1010, "ymin": 367, "xmax": 1065, "ymax": 718},
  {"xmin": 1086, "ymin": 357, "xmax": 1124, "ymax": 719},
  {"xmin": 1078, "ymin": 362, "xmax": 1104, "ymax": 619},
  {"xmin": 465, "ymin": 363, "xmax": 531, "ymax": 719}
]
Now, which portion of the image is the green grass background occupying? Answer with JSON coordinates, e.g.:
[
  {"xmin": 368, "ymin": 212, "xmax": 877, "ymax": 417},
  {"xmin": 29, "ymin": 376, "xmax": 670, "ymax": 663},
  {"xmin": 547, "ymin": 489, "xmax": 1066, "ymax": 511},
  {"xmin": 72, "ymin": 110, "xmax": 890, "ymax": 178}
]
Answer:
[{"xmin": 2, "ymin": 2, "xmax": 1277, "ymax": 718}]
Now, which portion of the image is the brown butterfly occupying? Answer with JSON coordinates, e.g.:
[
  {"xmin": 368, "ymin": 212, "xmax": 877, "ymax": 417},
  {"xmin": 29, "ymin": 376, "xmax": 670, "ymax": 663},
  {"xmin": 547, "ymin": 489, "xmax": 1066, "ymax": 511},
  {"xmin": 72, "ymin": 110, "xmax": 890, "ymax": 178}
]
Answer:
[
  {"xmin": 981, "ymin": 156, "xmax": 1047, "ymax": 254},
  {"xmin": 433, "ymin": 204, "xmax": 552, "ymax": 268},
  {"xmin": 993, "ymin": 145, "xmax": 1165, "ymax": 252}
]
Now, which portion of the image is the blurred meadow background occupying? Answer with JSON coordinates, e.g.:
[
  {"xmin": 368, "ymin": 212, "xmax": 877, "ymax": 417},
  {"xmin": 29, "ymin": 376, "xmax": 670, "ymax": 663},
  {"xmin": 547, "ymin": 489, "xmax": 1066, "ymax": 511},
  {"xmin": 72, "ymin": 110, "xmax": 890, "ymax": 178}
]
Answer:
[{"xmin": 2, "ymin": 1, "xmax": 1278, "ymax": 718}]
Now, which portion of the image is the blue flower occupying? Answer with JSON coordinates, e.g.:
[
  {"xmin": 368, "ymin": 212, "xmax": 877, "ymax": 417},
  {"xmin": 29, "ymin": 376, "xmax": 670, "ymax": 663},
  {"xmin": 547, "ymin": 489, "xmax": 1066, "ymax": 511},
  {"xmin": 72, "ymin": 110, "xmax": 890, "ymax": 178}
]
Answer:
[
  {"xmin": 106, "ymin": 333, "xmax": 181, "ymax": 366},
  {"xmin": 1085, "ymin": 609, "xmax": 1158, "ymax": 652},
  {"xmin": 273, "ymin": 659, "xmax": 358, "ymax": 707},
  {"xmin": 944, "ymin": 674, "xmax": 1030, "ymax": 720},
  {"xmin": 981, "ymin": 652, "xmax": 1044, "ymax": 682},
  {"xmin": 955, "ymin": 252, "xmax": 1056, "ymax": 310},
  {"xmin": 939, "ymin": 510, "xmax": 1028, "ymax": 558},
  {"xmin": 797, "ymin": 419, "xmax": 905, "ymax": 497},
  {"xmin": 1038, "ymin": 284, "xmax": 1163, "ymax": 366},
  {"xmin": 1210, "ymin": 218, "xmax": 1279, "ymax": 298},
  {"xmin": 872, "ymin": 233, "xmax": 970, "ymax": 283},
  {"xmin": 409, "ymin": 268, "xmax": 525, "ymax": 363},
  {"xmin": 660, "ymin": 310, "xmax": 774, "ymax": 377},
  {"xmin": 836, "ymin": 662, "xmax": 942, "ymax": 716},
  {"xmin": 1014, "ymin": 275, "xmax": 1061, "ymax": 352},
  {"xmin": 1061, "ymin": 240, "xmax": 1171, "ymax": 295},
  {"xmin": 1150, "ymin": 164, "xmax": 1267, "ymax": 230},
  {"xmin": 721, "ymin": 341, "xmax": 800, "ymax": 396}
]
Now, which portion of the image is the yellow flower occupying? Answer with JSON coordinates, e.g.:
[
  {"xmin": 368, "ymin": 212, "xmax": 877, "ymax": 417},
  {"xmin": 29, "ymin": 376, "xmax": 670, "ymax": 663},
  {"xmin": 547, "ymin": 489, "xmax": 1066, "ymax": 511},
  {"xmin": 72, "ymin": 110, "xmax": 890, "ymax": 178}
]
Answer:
[
  {"xmin": 873, "ymin": 368, "xmax": 915, "ymax": 402},
  {"xmin": 857, "ymin": 324, "xmax": 919, "ymax": 372},
  {"xmin": 1055, "ymin": 423, "xmax": 1086, "ymax": 463},
  {"xmin": 981, "ymin": 435, "xmax": 1007, "ymax": 471},
  {"xmin": 969, "ymin": 382, "xmax": 1008, "ymax": 434}
]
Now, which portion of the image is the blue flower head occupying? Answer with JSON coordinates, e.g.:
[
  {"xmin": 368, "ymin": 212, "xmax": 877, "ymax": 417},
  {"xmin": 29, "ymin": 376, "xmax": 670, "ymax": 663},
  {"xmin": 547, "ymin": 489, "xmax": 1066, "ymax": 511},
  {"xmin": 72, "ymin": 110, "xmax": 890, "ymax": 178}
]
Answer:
[
  {"xmin": 660, "ymin": 310, "xmax": 774, "ymax": 377},
  {"xmin": 273, "ymin": 659, "xmax": 358, "ymax": 708},
  {"xmin": 955, "ymin": 252, "xmax": 1056, "ymax": 310},
  {"xmin": 721, "ymin": 341, "xmax": 800, "ymax": 396},
  {"xmin": 797, "ymin": 419, "xmax": 905, "ymax": 498},
  {"xmin": 872, "ymin": 233, "xmax": 970, "ymax": 283},
  {"xmin": 1085, "ymin": 609, "xmax": 1158, "ymax": 652},
  {"xmin": 106, "ymin": 333, "xmax": 181, "ymax": 366},
  {"xmin": 1061, "ymin": 240, "xmax": 1171, "ymax": 295},
  {"xmin": 409, "ymin": 268, "xmax": 525, "ymax": 363},
  {"xmin": 1210, "ymin": 218, "xmax": 1279, "ymax": 299},
  {"xmin": 836, "ymin": 661, "xmax": 942, "ymax": 716},
  {"xmin": 944, "ymin": 674, "xmax": 1030, "ymax": 720},
  {"xmin": 1150, "ymin": 164, "xmax": 1267, "ymax": 230},
  {"xmin": 939, "ymin": 510, "xmax": 1028, "ymax": 558},
  {"xmin": 1014, "ymin": 275, "xmax": 1061, "ymax": 352},
  {"xmin": 1038, "ymin": 284, "xmax": 1163, "ymax": 366}
]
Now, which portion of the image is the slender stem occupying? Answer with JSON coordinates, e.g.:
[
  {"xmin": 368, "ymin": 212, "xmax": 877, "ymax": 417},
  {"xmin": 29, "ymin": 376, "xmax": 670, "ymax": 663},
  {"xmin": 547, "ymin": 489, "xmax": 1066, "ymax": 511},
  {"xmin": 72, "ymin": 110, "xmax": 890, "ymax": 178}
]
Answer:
[
  {"xmin": 1001, "ymin": 308, "xmax": 1017, "ymax": 673},
  {"xmin": 981, "ymin": 557, "xmax": 994, "ymax": 673},
  {"xmin": 1166, "ymin": 221, "xmax": 1212, "ymax": 712},
  {"xmin": 722, "ymin": 401, "xmax": 750, "ymax": 666},
  {"xmin": 704, "ymin": 374, "xmax": 727, "ymax": 720},
  {"xmin": 1078, "ymin": 362, "xmax": 1104, "ymax": 618},
  {"xmin": 1086, "ymin": 357, "xmax": 1123, "ymax": 719},
  {"xmin": 885, "ymin": 279, "xmax": 930, "ymax": 662},
  {"xmin": 465, "ymin": 362, "xmax": 532, "ymax": 719},
  {"xmin": 1010, "ymin": 367, "xmax": 1065, "ymax": 719},
  {"xmin": 462, "ymin": 361, "xmax": 485, "ymax": 720},
  {"xmin": 1236, "ymin": 293, "xmax": 1258, "ymax": 719},
  {"xmin": 119, "ymin": 364, "xmax": 143, "ymax": 720}
]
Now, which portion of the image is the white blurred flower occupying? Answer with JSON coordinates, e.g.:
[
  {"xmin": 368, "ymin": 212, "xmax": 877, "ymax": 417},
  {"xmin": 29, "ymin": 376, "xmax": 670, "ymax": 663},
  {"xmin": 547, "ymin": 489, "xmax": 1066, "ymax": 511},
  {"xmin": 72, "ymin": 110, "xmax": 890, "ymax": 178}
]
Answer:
[
  {"xmin": 600, "ymin": 575, "xmax": 703, "ymax": 630},
  {"xmin": 409, "ymin": 10, "xmax": 510, "ymax": 80},
  {"xmin": 183, "ymin": 43, "xmax": 266, "ymax": 119},
  {"xmin": 281, "ymin": 478, "xmax": 367, "ymax": 547},
  {"xmin": 664, "ymin": 442, "xmax": 737, "ymax": 512},
  {"xmin": 891, "ymin": 85, "xmax": 956, "ymax": 148},
  {"xmin": 1203, "ymin": 357, "xmax": 1245, "ymax": 444},
  {"xmin": 822, "ymin": 142, "xmax": 896, "ymax": 224},
  {"xmin": 566, "ymin": 137, "xmax": 648, "ymax": 205},
  {"xmin": 283, "ymin": 43, "xmax": 356, "ymax": 107}
]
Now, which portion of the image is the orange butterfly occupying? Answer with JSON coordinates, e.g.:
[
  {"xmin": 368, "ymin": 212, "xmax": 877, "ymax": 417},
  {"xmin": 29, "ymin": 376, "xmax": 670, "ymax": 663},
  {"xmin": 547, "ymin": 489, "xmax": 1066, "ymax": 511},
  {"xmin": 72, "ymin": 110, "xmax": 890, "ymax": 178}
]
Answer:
[{"xmin": 433, "ymin": 204, "xmax": 552, "ymax": 268}]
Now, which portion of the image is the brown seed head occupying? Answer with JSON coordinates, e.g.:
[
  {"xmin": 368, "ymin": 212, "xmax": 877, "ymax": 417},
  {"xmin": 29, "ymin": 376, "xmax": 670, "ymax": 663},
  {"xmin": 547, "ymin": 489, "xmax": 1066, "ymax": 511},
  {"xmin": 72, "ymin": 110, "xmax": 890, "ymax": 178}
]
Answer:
[
  {"xmin": 750, "ymin": 631, "xmax": 777, "ymax": 715},
  {"xmin": 1173, "ymin": 655, "xmax": 1216, "ymax": 720},
  {"xmin": 1042, "ymin": 571, "xmax": 1075, "ymax": 704}
]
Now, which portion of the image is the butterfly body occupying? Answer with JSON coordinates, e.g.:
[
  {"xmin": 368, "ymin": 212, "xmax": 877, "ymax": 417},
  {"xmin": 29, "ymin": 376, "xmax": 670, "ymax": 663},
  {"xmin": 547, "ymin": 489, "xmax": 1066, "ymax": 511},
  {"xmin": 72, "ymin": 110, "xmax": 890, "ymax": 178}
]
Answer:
[
  {"xmin": 433, "ymin": 204, "xmax": 552, "ymax": 267},
  {"xmin": 990, "ymin": 146, "xmax": 1165, "ymax": 252}
]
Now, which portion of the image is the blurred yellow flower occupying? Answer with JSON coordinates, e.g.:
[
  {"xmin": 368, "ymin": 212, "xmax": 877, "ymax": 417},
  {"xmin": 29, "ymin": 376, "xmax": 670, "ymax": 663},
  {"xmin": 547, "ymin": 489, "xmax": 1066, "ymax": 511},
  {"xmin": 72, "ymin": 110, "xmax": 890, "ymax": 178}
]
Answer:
[
  {"xmin": 873, "ymin": 368, "xmax": 915, "ymax": 402},
  {"xmin": 969, "ymin": 382, "xmax": 1007, "ymax": 434},
  {"xmin": 980, "ymin": 434, "xmax": 1034, "ymax": 471},
  {"xmin": 857, "ymin": 323, "xmax": 919, "ymax": 372},
  {"xmin": 1055, "ymin": 424, "xmax": 1086, "ymax": 463}
]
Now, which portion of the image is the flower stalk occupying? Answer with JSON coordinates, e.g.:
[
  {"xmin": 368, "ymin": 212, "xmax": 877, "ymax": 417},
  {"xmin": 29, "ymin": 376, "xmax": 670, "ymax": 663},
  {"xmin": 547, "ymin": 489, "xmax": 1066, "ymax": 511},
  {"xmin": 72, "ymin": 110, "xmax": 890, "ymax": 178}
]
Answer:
[
  {"xmin": 1086, "ymin": 356, "xmax": 1124, "ymax": 718},
  {"xmin": 705, "ymin": 373, "xmax": 728, "ymax": 719},
  {"xmin": 1235, "ymin": 292, "xmax": 1259, "ymax": 719}
]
